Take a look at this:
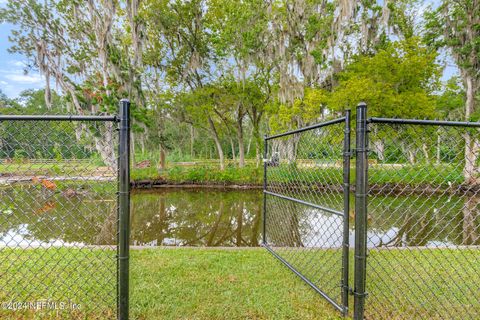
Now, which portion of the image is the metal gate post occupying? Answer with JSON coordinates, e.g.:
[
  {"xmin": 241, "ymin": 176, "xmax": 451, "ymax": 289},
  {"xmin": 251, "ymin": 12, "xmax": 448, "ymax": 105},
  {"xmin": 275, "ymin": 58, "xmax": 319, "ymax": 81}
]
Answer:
[
  {"xmin": 341, "ymin": 110, "xmax": 351, "ymax": 316},
  {"xmin": 118, "ymin": 99, "xmax": 131, "ymax": 320},
  {"xmin": 262, "ymin": 135, "xmax": 268, "ymax": 245},
  {"xmin": 354, "ymin": 102, "xmax": 368, "ymax": 320}
]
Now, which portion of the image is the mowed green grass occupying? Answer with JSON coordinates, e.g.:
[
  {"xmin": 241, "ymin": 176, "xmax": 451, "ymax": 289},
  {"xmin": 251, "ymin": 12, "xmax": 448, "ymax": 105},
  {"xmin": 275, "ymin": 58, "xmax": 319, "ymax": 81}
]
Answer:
[
  {"xmin": 0, "ymin": 248, "xmax": 341, "ymax": 320},
  {"xmin": 0, "ymin": 247, "xmax": 478, "ymax": 319}
]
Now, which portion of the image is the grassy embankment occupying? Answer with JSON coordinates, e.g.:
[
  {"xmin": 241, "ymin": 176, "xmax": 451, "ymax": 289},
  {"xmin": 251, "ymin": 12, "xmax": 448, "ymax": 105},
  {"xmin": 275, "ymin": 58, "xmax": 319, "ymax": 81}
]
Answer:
[
  {"xmin": 0, "ymin": 160, "xmax": 467, "ymax": 189},
  {"xmin": 0, "ymin": 247, "xmax": 478, "ymax": 319},
  {"xmin": 132, "ymin": 162, "xmax": 465, "ymax": 187}
]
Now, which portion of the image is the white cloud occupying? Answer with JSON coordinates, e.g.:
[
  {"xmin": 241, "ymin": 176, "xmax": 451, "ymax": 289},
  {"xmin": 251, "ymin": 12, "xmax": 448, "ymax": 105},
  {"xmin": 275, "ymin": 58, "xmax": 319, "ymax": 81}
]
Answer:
[
  {"xmin": 10, "ymin": 60, "xmax": 26, "ymax": 68},
  {"xmin": 0, "ymin": 67, "xmax": 44, "ymax": 97},
  {"xmin": 4, "ymin": 73, "xmax": 43, "ymax": 84}
]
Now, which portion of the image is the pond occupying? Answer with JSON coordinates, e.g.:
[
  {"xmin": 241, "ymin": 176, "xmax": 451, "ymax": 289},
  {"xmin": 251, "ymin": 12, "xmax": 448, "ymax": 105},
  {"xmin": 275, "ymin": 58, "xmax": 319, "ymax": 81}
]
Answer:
[{"xmin": 0, "ymin": 186, "xmax": 478, "ymax": 248}]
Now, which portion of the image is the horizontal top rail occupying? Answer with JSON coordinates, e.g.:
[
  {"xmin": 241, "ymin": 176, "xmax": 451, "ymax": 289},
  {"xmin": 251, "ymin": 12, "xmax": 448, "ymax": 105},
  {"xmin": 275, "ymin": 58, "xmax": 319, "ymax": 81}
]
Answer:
[
  {"xmin": 369, "ymin": 117, "xmax": 480, "ymax": 128},
  {"xmin": 0, "ymin": 115, "xmax": 118, "ymax": 122},
  {"xmin": 266, "ymin": 117, "xmax": 346, "ymax": 140}
]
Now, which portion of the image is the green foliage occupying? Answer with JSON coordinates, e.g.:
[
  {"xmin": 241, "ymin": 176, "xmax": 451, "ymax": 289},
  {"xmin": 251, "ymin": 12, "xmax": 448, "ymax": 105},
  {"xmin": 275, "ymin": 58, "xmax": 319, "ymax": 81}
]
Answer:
[
  {"xmin": 132, "ymin": 165, "xmax": 262, "ymax": 185},
  {"xmin": 1, "ymin": 0, "xmax": 473, "ymax": 179},
  {"xmin": 269, "ymin": 87, "xmax": 330, "ymax": 133},
  {"xmin": 329, "ymin": 38, "xmax": 441, "ymax": 118},
  {"xmin": 436, "ymin": 77, "xmax": 465, "ymax": 120}
]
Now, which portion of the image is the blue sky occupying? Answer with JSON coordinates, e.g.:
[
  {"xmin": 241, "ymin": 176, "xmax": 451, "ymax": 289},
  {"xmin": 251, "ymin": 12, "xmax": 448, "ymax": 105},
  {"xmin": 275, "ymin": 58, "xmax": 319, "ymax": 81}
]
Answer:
[
  {"xmin": 0, "ymin": 3, "xmax": 44, "ymax": 98},
  {"xmin": 0, "ymin": 0, "xmax": 459, "ymax": 99},
  {"xmin": 0, "ymin": 31, "xmax": 44, "ymax": 97}
]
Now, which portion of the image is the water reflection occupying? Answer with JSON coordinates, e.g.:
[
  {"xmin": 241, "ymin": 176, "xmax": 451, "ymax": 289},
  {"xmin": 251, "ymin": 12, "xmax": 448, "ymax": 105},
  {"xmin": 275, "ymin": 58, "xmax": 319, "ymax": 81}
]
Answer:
[
  {"xmin": 0, "ymin": 186, "xmax": 479, "ymax": 248},
  {"xmin": 0, "ymin": 184, "xmax": 117, "ymax": 247},
  {"xmin": 131, "ymin": 189, "xmax": 262, "ymax": 247},
  {"xmin": 266, "ymin": 191, "xmax": 480, "ymax": 248}
]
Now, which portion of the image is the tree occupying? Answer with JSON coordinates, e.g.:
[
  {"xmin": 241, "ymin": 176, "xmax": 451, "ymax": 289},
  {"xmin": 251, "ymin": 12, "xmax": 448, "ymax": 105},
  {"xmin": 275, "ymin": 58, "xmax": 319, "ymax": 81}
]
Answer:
[
  {"xmin": 436, "ymin": 77, "xmax": 465, "ymax": 120},
  {"xmin": 425, "ymin": 1, "xmax": 480, "ymax": 182},
  {"xmin": 1, "ymin": 0, "xmax": 147, "ymax": 167},
  {"xmin": 328, "ymin": 38, "xmax": 441, "ymax": 161},
  {"xmin": 329, "ymin": 38, "xmax": 440, "ymax": 118},
  {"xmin": 0, "ymin": 90, "xmax": 16, "ymax": 109}
]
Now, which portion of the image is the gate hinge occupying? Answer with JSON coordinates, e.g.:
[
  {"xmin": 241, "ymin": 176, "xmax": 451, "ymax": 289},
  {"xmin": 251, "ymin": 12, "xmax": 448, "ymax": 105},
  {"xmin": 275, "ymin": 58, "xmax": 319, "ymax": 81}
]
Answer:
[{"xmin": 343, "ymin": 151, "xmax": 353, "ymax": 158}]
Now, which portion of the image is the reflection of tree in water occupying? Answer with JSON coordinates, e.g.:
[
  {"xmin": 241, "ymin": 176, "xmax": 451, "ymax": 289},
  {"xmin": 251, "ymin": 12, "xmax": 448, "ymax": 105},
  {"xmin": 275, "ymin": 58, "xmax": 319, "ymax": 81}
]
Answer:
[
  {"xmin": 369, "ymin": 193, "xmax": 480, "ymax": 247},
  {"xmin": 266, "ymin": 198, "xmax": 304, "ymax": 247},
  {"xmin": 0, "ymin": 185, "xmax": 117, "ymax": 245},
  {"xmin": 130, "ymin": 189, "xmax": 262, "ymax": 247},
  {"xmin": 463, "ymin": 195, "xmax": 480, "ymax": 245}
]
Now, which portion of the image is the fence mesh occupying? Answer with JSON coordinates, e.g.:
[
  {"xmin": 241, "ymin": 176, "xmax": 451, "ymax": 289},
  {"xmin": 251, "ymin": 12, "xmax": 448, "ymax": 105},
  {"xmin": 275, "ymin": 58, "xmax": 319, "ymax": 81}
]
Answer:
[
  {"xmin": 264, "ymin": 119, "xmax": 348, "ymax": 311},
  {"xmin": 366, "ymin": 121, "xmax": 480, "ymax": 319},
  {"xmin": 0, "ymin": 119, "xmax": 118, "ymax": 319}
]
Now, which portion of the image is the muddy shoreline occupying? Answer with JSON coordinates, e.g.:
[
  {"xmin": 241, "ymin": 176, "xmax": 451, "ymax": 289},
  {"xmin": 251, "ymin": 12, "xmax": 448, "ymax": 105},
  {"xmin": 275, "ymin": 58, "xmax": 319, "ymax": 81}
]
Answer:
[{"xmin": 131, "ymin": 179, "xmax": 262, "ymax": 189}]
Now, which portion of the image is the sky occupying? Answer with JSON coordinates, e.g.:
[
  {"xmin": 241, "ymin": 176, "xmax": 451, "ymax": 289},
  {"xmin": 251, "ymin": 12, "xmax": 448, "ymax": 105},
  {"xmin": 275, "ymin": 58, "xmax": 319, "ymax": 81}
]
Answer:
[
  {"xmin": 0, "ymin": 0, "xmax": 459, "ymax": 99},
  {"xmin": 0, "ymin": 21, "xmax": 44, "ymax": 98}
]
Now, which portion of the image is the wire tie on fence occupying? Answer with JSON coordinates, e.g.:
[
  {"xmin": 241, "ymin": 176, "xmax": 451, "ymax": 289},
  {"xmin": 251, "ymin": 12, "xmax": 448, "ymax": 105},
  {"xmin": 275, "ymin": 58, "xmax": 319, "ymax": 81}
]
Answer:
[{"xmin": 351, "ymin": 290, "xmax": 368, "ymax": 298}]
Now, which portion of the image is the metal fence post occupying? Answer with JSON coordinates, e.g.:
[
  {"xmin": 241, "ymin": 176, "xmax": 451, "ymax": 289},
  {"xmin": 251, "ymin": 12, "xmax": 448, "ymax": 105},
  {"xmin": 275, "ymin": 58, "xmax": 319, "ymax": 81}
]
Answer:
[
  {"xmin": 354, "ymin": 102, "xmax": 368, "ymax": 320},
  {"xmin": 118, "ymin": 99, "xmax": 131, "ymax": 320},
  {"xmin": 262, "ymin": 135, "xmax": 268, "ymax": 245},
  {"xmin": 341, "ymin": 110, "xmax": 351, "ymax": 316}
]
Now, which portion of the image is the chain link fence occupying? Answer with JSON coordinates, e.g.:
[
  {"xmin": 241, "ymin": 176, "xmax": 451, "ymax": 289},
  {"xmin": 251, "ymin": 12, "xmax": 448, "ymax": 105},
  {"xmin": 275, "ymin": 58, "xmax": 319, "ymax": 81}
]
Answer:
[
  {"xmin": 263, "ymin": 105, "xmax": 479, "ymax": 319},
  {"xmin": 263, "ymin": 116, "xmax": 351, "ymax": 315},
  {"xmin": 0, "ymin": 107, "xmax": 130, "ymax": 319},
  {"xmin": 365, "ymin": 118, "xmax": 480, "ymax": 319}
]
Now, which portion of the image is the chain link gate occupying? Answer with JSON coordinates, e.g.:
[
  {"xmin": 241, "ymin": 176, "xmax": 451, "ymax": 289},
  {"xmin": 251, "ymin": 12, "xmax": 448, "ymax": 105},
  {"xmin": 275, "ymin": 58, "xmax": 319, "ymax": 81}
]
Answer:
[
  {"xmin": 262, "ymin": 113, "xmax": 352, "ymax": 315},
  {"xmin": 0, "ymin": 100, "xmax": 130, "ymax": 319},
  {"xmin": 364, "ymin": 115, "xmax": 480, "ymax": 320},
  {"xmin": 264, "ymin": 103, "xmax": 480, "ymax": 319}
]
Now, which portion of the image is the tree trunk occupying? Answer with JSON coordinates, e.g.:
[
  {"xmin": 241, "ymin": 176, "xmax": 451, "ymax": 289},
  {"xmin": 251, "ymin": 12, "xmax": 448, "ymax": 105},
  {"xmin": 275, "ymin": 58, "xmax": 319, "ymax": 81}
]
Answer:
[
  {"xmin": 246, "ymin": 127, "xmax": 253, "ymax": 156},
  {"xmin": 422, "ymin": 143, "xmax": 430, "ymax": 164},
  {"xmin": 131, "ymin": 131, "xmax": 136, "ymax": 167},
  {"xmin": 93, "ymin": 121, "xmax": 117, "ymax": 168},
  {"xmin": 44, "ymin": 70, "xmax": 52, "ymax": 110},
  {"xmin": 230, "ymin": 138, "xmax": 236, "ymax": 162},
  {"xmin": 372, "ymin": 139, "xmax": 385, "ymax": 161},
  {"xmin": 463, "ymin": 74, "xmax": 479, "ymax": 183},
  {"xmin": 408, "ymin": 150, "xmax": 415, "ymax": 165},
  {"xmin": 190, "ymin": 124, "xmax": 195, "ymax": 158},
  {"xmin": 207, "ymin": 116, "xmax": 225, "ymax": 170},
  {"xmin": 252, "ymin": 126, "xmax": 262, "ymax": 168},
  {"xmin": 436, "ymin": 131, "xmax": 441, "ymax": 164},
  {"xmin": 237, "ymin": 121, "xmax": 245, "ymax": 168},
  {"xmin": 159, "ymin": 145, "xmax": 166, "ymax": 170}
]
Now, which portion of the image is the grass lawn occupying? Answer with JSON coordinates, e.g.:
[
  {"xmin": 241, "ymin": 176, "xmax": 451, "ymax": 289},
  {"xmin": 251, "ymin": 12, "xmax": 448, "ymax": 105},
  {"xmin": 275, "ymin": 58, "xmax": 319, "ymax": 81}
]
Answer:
[
  {"xmin": 0, "ymin": 247, "xmax": 478, "ymax": 319},
  {"xmin": 0, "ymin": 248, "xmax": 341, "ymax": 320}
]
